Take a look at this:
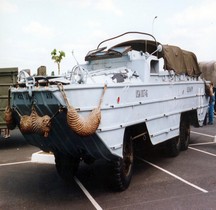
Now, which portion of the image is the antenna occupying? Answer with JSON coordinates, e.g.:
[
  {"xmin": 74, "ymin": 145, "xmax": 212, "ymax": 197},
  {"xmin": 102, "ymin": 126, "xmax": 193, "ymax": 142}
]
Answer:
[
  {"xmin": 152, "ymin": 16, "xmax": 158, "ymax": 35},
  {"xmin": 71, "ymin": 50, "xmax": 85, "ymax": 83},
  {"xmin": 71, "ymin": 50, "xmax": 79, "ymax": 65}
]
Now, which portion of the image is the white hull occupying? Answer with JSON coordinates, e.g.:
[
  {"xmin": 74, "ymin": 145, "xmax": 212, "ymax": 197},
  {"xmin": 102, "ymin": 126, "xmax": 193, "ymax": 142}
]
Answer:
[{"xmin": 11, "ymin": 78, "xmax": 208, "ymax": 159}]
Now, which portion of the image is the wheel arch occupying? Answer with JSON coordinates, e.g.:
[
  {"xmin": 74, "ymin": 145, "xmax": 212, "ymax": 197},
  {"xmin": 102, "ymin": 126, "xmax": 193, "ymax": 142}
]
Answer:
[{"xmin": 125, "ymin": 122, "xmax": 151, "ymax": 142}]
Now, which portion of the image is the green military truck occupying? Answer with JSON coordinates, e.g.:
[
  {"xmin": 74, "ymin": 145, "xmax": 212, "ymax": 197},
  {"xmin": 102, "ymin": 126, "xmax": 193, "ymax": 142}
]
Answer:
[{"xmin": 0, "ymin": 67, "xmax": 18, "ymax": 137}]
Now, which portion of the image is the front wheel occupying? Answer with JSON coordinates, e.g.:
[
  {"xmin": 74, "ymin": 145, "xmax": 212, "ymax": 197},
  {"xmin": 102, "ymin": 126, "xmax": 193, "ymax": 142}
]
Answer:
[
  {"xmin": 55, "ymin": 153, "xmax": 80, "ymax": 182},
  {"xmin": 109, "ymin": 129, "xmax": 134, "ymax": 191}
]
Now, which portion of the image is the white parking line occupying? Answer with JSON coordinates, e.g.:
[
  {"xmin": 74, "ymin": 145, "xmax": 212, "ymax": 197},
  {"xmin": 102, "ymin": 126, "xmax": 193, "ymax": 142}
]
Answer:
[
  {"xmin": 1, "ymin": 159, "xmax": 103, "ymax": 210},
  {"xmin": 136, "ymin": 157, "xmax": 208, "ymax": 193},
  {"xmin": 189, "ymin": 147, "xmax": 216, "ymax": 157},
  {"xmin": 31, "ymin": 152, "xmax": 102, "ymax": 209},
  {"xmin": 191, "ymin": 131, "xmax": 216, "ymax": 142},
  {"xmin": 74, "ymin": 176, "xmax": 103, "ymax": 210},
  {"xmin": 190, "ymin": 142, "xmax": 216, "ymax": 146},
  {"xmin": 0, "ymin": 160, "xmax": 31, "ymax": 167}
]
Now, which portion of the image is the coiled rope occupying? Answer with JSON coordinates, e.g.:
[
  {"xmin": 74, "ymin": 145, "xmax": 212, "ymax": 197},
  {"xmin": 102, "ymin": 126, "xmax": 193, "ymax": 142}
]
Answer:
[
  {"xmin": 16, "ymin": 106, "xmax": 51, "ymax": 137},
  {"xmin": 5, "ymin": 87, "xmax": 63, "ymax": 137},
  {"xmin": 4, "ymin": 88, "xmax": 16, "ymax": 130},
  {"xmin": 58, "ymin": 83, "xmax": 107, "ymax": 136}
]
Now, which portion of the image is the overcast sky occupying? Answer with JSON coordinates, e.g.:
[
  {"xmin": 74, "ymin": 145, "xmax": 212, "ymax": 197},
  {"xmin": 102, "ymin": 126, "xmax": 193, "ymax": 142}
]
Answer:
[{"xmin": 0, "ymin": 0, "xmax": 216, "ymax": 75}]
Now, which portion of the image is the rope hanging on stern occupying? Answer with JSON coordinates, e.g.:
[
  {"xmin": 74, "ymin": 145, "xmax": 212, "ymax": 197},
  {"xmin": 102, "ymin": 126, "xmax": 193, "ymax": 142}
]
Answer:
[
  {"xmin": 5, "ymin": 87, "xmax": 62, "ymax": 137},
  {"xmin": 58, "ymin": 83, "xmax": 107, "ymax": 136},
  {"xmin": 4, "ymin": 88, "xmax": 16, "ymax": 130},
  {"xmin": 16, "ymin": 106, "xmax": 52, "ymax": 137}
]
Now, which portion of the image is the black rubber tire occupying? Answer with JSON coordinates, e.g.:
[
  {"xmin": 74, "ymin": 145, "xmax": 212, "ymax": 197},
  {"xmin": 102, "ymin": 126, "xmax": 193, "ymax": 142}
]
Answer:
[
  {"xmin": 55, "ymin": 153, "xmax": 79, "ymax": 182},
  {"xmin": 109, "ymin": 129, "xmax": 134, "ymax": 191},
  {"xmin": 180, "ymin": 119, "xmax": 190, "ymax": 151},
  {"xmin": 166, "ymin": 136, "xmax": 181, "ymax": 157}
]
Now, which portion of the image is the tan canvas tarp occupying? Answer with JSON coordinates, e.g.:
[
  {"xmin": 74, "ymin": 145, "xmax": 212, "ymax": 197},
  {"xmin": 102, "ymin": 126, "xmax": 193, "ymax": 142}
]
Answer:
[
  {"xmin": 162, "ymin": 45, "xmax": 201, "ymax": 76},
  {"xmin": 199, "ymin": 61, "xmax": 216, "ymax": 86}
]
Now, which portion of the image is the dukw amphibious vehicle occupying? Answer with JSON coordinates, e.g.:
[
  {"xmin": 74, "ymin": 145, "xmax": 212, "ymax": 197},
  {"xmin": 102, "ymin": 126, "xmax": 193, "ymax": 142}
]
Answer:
[{"xmin": 6, "ymin": 32, "xmax": 209, "ymax": 191}]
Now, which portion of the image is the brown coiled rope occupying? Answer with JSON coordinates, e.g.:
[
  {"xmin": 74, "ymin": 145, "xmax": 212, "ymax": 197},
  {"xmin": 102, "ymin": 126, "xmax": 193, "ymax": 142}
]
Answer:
[
  {"xmin": 17, "ymin": 106, "xmax": 51, "ymax": 137},
  {"xmin": 4, "ymin": 88, "xmax": 16, "ymax": 130},
  {"xmin": 58, "ymin": 83, "xmax": 107, "ymax": 136}
]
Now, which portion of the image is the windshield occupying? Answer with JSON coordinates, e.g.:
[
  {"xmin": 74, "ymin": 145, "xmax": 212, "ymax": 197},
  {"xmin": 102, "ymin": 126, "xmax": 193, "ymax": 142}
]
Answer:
[{"xmin": 85, "ymin": 46, "xmax": 131, "ymax": 61}]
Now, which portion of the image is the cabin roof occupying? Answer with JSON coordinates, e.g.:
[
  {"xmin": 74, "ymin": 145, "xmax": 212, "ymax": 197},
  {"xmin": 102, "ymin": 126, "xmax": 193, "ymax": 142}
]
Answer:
[{"xmin": 85, "ymin": 39, "xmax": 201, "ymax": 76}]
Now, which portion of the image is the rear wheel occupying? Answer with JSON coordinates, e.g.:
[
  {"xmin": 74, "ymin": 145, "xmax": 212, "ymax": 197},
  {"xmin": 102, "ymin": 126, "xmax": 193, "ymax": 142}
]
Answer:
[
  {"xmin": 55, "ymin": 153, "xmax": 80, "ymax": 182},
  {"xmin": 166, "ymin": 136, "xmax": 181, "ymax": 157},
  {"xmin": 180, "ymin": 117, "xmax": 190, "ymax": 151},
  {"xmin": 110, "ymin": 129, "xmax": 134, "ymax": 191}
]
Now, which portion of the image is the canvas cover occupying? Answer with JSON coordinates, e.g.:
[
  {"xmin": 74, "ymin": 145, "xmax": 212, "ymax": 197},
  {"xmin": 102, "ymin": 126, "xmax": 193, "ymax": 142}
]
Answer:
[
  {"xmin": 162, "ymin": 45, "xmax": 201, "ymax": 76},
  {"xmin": 199, "ymin": 61, "xmax": 216, "ymax": 86}
]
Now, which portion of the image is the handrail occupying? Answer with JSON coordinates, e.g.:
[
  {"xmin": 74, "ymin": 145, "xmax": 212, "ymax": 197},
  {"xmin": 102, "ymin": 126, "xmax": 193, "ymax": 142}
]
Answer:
[{"xmin": 97, "ymin": 31, "xmax": 157, "ymax": 49}]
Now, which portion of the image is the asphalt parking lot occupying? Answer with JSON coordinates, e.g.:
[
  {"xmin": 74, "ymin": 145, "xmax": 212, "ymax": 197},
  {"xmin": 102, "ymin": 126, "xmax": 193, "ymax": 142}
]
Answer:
[{"xmin": 0, "ymin": 122, "xmax": 216, "ymax": 210}]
